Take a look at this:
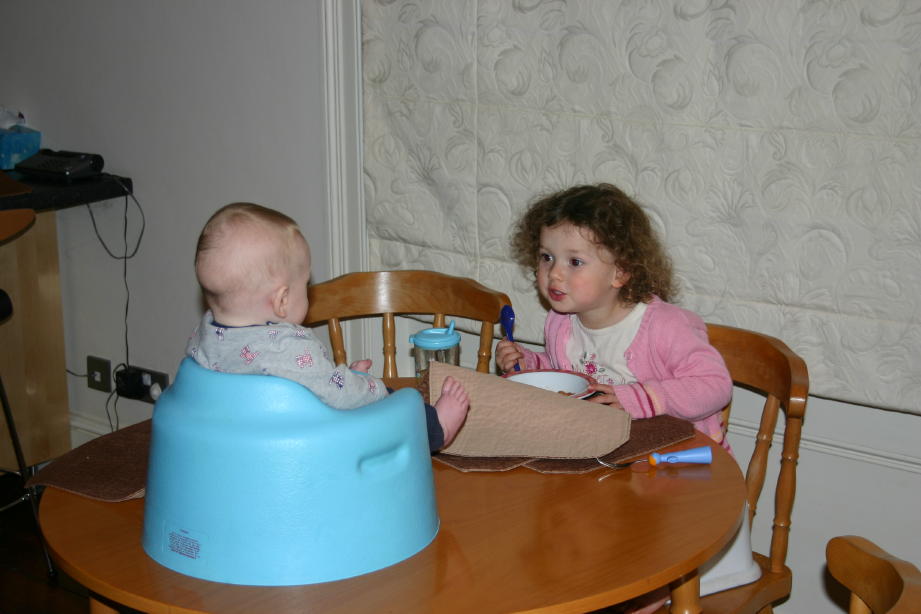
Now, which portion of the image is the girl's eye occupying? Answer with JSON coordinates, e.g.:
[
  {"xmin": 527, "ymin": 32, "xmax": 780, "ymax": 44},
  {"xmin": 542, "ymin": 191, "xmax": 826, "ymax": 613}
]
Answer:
[
  {"xmin": 539, "ymin": 252, "xmax": 553, "ymax": 263},
  {"xmin": 570, "ymin": 258, "xmax": 584, "ymax": 267}
]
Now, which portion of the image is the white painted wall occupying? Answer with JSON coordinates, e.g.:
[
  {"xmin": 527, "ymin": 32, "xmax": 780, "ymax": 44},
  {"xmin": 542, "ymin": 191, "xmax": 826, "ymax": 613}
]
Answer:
[{"xmin": 0, "ymin": 0, "xmax": 331, "ymax": 440}]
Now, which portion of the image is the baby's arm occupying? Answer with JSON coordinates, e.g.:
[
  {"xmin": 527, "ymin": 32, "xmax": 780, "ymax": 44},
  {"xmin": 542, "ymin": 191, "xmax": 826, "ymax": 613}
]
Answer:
[
  {"xmin": 349, "ymin": 359, "xmax": 372, "ymax": 373},
  {"xmin": 266, "ymin": 329, "xmax": 389, "ymax": 409}
]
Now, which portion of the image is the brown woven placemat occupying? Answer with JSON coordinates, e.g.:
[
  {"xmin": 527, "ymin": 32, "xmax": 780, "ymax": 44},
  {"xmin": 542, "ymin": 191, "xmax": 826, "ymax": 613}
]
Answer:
[
  {"xmin": 434, "ymin": 414, "xmax": 695, "ymax": 474},
  {"xmin": 24, "ymin": 390, "xmax": 696, "ymax": 497},
  {"xmin": 26, "ymin": 419, "xmax": 150, "ymax": 501}
]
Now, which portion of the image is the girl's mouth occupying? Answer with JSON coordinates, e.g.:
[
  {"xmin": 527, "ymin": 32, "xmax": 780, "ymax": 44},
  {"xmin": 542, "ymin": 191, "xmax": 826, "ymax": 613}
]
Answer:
[{"xmin": 548, "ymin": 289, "xmax": 565, "ymax": 301}]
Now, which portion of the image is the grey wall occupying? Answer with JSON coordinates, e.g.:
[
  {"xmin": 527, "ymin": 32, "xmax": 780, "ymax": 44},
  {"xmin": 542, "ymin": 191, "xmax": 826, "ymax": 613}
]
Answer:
[{"xmin": 0, "ymin": 0, "xmax": 331, "ymax": 437}]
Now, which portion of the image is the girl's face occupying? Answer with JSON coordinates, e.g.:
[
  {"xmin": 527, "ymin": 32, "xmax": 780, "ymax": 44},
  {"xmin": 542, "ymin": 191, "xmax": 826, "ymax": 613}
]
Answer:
[{"xmin": 536, "ymin": 222, "xmax": 631, "ymax": 329}]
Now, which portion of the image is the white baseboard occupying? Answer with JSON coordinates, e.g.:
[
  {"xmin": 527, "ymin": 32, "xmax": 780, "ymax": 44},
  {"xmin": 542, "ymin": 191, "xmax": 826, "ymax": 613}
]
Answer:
[
  {"xmin": 729, "ymin": 419, "xmax": 921, "ymax": 474},
  {"xmin": 69, "ymin": 412, "xmax": 116, "ymax": 448}
]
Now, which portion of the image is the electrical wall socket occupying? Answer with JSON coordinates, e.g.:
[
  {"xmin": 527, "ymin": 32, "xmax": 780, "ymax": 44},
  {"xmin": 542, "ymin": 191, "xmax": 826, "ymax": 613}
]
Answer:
[
  {"xmin": 114, "ymin": 365, "xmax": 169, "ymax": 403},
  {"xmin": 140, "ymin": 367, "xmax": 169, "ymax": 403},
  {"xmin": 86, "ymin": 356, "xmax": 112, "ymax": 392}
]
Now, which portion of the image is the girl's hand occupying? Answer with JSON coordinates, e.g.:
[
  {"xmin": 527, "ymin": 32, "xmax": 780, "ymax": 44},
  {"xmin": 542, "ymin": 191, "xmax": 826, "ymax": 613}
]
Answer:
[
  {"xmin": 495, "ymin": 339, "xmax": 524, "ymax": 373},
  {"xmin": 586, "ymin": 383, "xmax": 624, "ymax": 410},
  {"xmin": 349, "ymin": 359, "xmax": 372, "ymax": 373}
]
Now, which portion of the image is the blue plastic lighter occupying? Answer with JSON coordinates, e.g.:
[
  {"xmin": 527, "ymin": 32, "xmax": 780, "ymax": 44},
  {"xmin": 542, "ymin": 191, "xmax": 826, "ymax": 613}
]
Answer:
[{"xmin": 649, "ymin": 446, "xmax": 713, "ymax": 466}]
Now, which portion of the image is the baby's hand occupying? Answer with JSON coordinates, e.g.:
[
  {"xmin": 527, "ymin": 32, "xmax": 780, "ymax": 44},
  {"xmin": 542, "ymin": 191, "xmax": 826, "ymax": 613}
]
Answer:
[
  {"xmin": 586, "ymin": 383, "xmax": 624, "ymax": 410},
  {"xmin": 495, "ymin": 339, "xmax": 524, "ymax": 373},
  {"xmin": 434, "ymin": 376, "xmax": 469, "ymax": 448},
  {"xmin": 349, "ymin": 359, "xmax": 372, "ymax": 373}
]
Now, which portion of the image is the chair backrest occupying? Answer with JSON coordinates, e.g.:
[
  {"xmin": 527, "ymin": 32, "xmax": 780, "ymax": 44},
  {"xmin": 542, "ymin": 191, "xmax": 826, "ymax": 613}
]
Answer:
[
  {"xmin": 827, "ymin": 535, "xmax": 921, "ymax": 614},
  {"xmin": 305, "ymin": 270, "xmax": 512, "ymax": 378},
  {"xmin": 706, "ymin": 323, "xmax": 809, "ymax": 575}
]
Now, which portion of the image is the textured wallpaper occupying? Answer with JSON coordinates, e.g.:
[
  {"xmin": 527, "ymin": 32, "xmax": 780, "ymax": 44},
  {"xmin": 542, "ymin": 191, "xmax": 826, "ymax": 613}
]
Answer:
[{"xmin": 362, "ymin": 0, "xmax": 921, "ymax": 414}]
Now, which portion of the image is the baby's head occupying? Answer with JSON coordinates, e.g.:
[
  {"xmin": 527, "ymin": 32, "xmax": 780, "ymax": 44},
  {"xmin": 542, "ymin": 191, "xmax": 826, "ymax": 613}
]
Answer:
[
  {"xmin": 195, "ymin": 203, "xmax": 311, "ymax": 326},
  {"xmin": 511, "ymin": 183, "xmax": 674, "ymax": 304}
]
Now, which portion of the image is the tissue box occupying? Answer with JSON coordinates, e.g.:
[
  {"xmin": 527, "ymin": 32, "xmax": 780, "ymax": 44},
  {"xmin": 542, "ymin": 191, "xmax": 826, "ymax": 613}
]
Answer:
[{"xmin": 0, "ymin": 125, "xmax": 41, "ymax": 170}]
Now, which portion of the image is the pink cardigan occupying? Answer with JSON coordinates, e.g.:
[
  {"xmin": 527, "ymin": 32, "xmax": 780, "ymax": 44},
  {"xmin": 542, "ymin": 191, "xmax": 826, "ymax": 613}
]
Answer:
[{"xmin": 519, "ymin": 297, "xmax": 733, "ymax": 450}]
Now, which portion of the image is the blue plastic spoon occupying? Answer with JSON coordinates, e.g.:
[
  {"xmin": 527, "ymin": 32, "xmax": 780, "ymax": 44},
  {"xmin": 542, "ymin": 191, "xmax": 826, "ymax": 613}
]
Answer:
[{"xmin": 500, "ymin": 305, "xmax": 521, "ymax": 372}]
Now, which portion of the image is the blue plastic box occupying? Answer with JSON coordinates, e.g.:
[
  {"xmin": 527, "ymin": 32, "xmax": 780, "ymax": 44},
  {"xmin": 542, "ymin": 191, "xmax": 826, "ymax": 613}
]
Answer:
[{"xmin": 0, "ymin": 125, "xmax": 41, "ymax": 170}]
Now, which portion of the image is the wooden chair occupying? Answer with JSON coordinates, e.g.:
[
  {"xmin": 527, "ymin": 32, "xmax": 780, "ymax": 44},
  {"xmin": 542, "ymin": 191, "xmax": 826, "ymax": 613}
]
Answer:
[
  {"xmin": 827, "ymin": 536, "xmax": 921, "ymax": 614},
  {"xmin": 304, "ymin": 270, "xmax": 511, "ymax": 378},
  {"xmin": 660, "ymin": 324, "xmax": 809, "ymax": 613}
]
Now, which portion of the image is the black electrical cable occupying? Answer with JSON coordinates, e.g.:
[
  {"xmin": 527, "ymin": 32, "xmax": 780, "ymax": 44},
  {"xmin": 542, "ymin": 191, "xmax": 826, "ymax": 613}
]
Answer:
[
  {"xmin": 104, "ymin": 388, "xmax": 119, "ymax": 432},
  {"xmin": 82, "ymin": 182, "xmax": 145, "ymax": 431},
  {"xmin": 84, "ymin": 179, "xmax": 145, "ymax": 260},
  {"xmin": 122, "ymin": 195, "xmax": 130, "ymax": 365}
]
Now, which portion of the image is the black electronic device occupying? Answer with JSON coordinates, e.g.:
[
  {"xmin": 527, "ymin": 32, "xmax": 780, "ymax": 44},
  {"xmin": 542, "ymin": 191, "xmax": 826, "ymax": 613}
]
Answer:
[{"xmin": 14, "ymin": 149, "xmax": 104, "ymax": 182}]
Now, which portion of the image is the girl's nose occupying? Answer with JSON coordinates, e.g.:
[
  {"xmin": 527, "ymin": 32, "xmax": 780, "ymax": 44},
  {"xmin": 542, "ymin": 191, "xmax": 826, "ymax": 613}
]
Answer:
[{"xmin": 549, "ymin": 262, "xmax": 563, "ymax": 280}]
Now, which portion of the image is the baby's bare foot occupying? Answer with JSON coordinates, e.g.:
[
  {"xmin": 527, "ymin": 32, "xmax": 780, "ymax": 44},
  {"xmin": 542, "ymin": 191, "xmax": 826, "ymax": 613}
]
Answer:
[{"xmin": 434, "ymin": 376, "xmax": 469, "ymax": 448}]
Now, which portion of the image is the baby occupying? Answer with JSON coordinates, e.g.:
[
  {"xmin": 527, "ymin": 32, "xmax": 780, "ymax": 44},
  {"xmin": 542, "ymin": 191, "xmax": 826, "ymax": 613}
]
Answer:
[{"xmin": 186, "ymin": 202, "xmax": 469, "ymax": 449}]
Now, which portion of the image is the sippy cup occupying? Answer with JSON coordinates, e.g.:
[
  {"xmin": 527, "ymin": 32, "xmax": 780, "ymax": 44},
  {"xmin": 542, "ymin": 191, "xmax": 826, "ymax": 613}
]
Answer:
[{"xmin": 409, "ymin": 320, "xmax": 461, "ymax": 379}]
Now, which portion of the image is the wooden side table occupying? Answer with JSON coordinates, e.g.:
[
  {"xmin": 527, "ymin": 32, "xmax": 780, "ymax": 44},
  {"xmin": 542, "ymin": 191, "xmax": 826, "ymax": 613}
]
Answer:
[{"xmin": 0, "ymin": 172, "xmax": 132, "ymax": 469}]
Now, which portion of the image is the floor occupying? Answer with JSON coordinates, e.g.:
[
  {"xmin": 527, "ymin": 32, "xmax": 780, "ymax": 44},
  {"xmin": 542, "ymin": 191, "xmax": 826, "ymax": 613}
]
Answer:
[{"xmin": 0, "ymin": 472, "xmax": 89, "ymax": 614}]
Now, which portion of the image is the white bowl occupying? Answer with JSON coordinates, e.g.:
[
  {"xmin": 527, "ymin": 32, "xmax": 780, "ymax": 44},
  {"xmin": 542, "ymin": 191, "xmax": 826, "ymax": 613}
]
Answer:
[{"xmin": 502, "ymin": 369, "xmax": 595, "ymax": 399}]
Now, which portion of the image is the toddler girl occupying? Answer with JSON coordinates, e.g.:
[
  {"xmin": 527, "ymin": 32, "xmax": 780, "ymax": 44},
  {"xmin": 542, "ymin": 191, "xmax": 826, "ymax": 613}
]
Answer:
[
  {"xmin": 497, "ymin": 183, "xmax": 738, "ymax": 613},
  {"xmin": 496, "ymin": 182, "xmax": 733, "ymax": 451}
]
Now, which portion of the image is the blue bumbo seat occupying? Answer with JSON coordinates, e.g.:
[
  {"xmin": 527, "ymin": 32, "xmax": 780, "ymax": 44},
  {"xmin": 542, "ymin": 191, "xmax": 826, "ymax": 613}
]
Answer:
[{"xmin": 142, "ymin": 358, "xmax": 439, "ymax": 586}]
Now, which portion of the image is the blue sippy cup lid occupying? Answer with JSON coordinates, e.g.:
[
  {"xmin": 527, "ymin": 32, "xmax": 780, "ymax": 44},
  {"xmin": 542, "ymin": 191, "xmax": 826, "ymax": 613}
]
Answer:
[{"xmin": 409, "ymin": 320, "xmax": 460, "ymax": 349}]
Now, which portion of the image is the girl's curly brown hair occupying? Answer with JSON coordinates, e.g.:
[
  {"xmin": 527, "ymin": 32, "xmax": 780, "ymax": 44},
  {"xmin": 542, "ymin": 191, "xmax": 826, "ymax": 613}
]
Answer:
[{"xmin": 510, "ymin": 183, "xmax": 675, "ymax": 304}]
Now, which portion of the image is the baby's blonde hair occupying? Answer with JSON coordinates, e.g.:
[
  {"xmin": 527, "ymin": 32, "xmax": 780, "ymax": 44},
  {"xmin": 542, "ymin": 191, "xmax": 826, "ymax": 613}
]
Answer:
[{"xmin": 195, "ymin": 203, "xmax": 307, "ymax": 313}]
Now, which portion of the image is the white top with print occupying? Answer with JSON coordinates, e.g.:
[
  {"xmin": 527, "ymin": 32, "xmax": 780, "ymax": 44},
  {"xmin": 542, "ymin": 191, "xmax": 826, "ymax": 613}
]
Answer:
[{"xmin": 565, "ymin": 301, "xmax": 647, "ymax": 386}]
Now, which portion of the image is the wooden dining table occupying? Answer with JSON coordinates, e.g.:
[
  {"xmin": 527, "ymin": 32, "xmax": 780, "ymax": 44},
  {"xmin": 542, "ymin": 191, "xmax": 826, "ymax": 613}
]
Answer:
[
  {"xmin": 40, "ymin": 415, "xmax": 745, "ymax": 614},
  {"xmin": 41, "ymin": 374, "xmax": 746, "ymax": 613}
]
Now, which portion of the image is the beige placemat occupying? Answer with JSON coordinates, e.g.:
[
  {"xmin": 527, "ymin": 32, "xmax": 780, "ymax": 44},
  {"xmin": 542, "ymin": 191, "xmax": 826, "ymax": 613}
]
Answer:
[
  {"xmin": 434, "ymin": 414, "xmax": 696, "ymax": 474},
  {"xmin": 430, "ymin": 362, "xmax": 631, "ymax": 458},
  {"xmin": 26, "ymin": 420, "xmax": 150, "ymax": 501}
]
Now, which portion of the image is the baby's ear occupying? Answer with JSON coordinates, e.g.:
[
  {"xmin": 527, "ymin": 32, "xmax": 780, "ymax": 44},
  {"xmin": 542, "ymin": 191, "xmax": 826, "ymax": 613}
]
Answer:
[
  {"xmin": 612, "ymin": 268, "xmax": 631, "ymax": 289},
  {"xmin": 271, "ymin": 284, "xmax": 290, "ymax": 319}
]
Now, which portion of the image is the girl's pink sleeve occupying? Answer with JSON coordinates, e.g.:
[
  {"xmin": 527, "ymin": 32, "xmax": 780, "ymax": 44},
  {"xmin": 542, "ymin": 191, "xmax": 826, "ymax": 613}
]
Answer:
[
  {"xmin": 613, "ymin": 383, "xmax": 658, "ymax": 419},
  {"xmin": 520, "ymin": 347, "xmax": 554, "ymax": 370},
  {"xmin": 517, "ymin": 311, "xmax": 565, "ymax": 371},
  {"xmin": 614, "ymin": 315, "xmax": 732, "ymax": 421}
]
